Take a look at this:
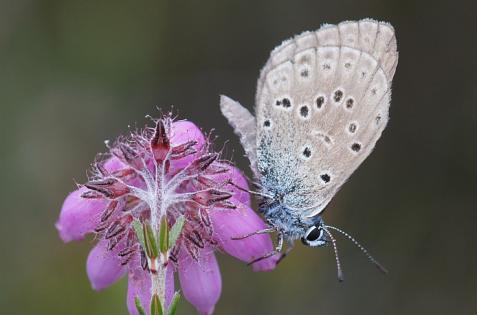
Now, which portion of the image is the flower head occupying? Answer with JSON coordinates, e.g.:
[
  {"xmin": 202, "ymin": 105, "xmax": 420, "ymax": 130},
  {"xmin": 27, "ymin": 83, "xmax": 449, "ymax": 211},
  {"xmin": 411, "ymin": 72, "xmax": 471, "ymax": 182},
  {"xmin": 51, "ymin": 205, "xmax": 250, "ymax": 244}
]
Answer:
[{"xmin": 56, "ymin": 114, "xmax": 277, "ymax": 315}]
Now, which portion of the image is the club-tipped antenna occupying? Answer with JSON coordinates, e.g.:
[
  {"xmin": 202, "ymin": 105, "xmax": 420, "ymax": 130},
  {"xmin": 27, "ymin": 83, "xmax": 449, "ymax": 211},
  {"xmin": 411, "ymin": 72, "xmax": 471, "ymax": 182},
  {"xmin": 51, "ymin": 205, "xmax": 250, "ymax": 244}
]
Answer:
[
  {"xmin": 321, "ymin": 226, "xmax": 344, "ymax": 282},
  {"xmin": 324, "ymin": 225, "xmax": 388, "ymax": 274}
]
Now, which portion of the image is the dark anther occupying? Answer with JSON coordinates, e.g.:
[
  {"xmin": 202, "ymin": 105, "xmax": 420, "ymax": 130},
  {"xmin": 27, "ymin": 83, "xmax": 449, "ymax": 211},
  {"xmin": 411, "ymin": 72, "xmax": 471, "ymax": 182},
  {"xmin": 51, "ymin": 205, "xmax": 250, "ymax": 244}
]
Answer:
[
  {"xmin": 186, "ymin": 153, "xmax": 218, "ymax": 175},
  {"xmin": 141, "ymin": 250, "xmax": 149, "ymax": 270},
  {"xmin": 121, "ymin": 255, "xmax": 133, "ymax": 266},
  {"xmin": 118, "ymin": 246, "xmax": 137, "ymax": 257},
  {"xmin": 171, "ymin": 140, "xmax": 198, "ymax": 160},
  {"xmin": 105, "ymin": 215, "xmax": 132, "ymax": 239},
  {"xmin": 84, "ymin": 178, "xmax": 129, "ymax": 199},
  {"xmin": 95, "ymin": 162, "xmax": 108, "ymax": 176},
  {"xmin": 81, "ymin": 190, "xmax": 104, "ymax": 199},
  {"xmin": 192, "ymin": 189, "xmax": 232, "ymax": 206},
  {"xmin": 106, "ymin": 221, "xmax": 125, "ymax": 239},
  {"xmin": 185, "ymin": 239, "xmax": 200, "ymax": 261},
  {"xmin": 101, "ymin": 200, "xmax": 118, "ymax": 222},
  {"xmin": 186, "ymin": 230, "xmax": 205, "ymax": 248},
  {"xmin": 199, "ymin": 208, "xmax": 212, "ymax": 227},
  {"xmin": 119, "ymin": 144, "xmax": 138, "ymax": 163}
]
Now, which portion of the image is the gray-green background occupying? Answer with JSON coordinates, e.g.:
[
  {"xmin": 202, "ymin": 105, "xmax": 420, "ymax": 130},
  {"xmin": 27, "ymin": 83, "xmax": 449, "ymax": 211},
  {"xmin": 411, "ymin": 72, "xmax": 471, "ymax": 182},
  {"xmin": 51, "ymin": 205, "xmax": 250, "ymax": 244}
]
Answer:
[{"xmin": 1, "ymin": 0, "xmax": 476, "ymax": 314}]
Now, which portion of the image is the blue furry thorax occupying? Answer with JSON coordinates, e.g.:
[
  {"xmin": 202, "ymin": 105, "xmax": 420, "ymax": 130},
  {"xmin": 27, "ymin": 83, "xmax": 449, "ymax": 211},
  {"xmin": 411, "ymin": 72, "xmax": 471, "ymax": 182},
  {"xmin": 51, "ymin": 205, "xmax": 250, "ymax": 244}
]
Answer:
[{"xmin": 258, "ymin": 198, "xmax": 323, "ymax": 241}]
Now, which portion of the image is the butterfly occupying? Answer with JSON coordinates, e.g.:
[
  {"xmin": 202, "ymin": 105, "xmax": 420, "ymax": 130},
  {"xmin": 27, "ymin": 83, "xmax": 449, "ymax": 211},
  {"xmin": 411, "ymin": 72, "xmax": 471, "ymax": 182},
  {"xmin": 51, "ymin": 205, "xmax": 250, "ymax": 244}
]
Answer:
[{"xmin": 220, "ymin": 19, "xmax": 398, "ymax": 280}]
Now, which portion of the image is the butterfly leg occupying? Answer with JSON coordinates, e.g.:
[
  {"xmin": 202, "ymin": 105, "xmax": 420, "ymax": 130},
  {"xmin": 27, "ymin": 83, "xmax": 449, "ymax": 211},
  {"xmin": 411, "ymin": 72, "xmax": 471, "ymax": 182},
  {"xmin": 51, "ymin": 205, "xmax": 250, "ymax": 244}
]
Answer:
[
  {"xmin": 276, "ymin": 241, "xmax": 295, "ymax": 265},
  {"xmin": 231, "ymin": 227, "xmax": 276, "ymax": 240},
  {"xmin": 246, "ymin": 233, "xmax": 283, "ymax": 265}
]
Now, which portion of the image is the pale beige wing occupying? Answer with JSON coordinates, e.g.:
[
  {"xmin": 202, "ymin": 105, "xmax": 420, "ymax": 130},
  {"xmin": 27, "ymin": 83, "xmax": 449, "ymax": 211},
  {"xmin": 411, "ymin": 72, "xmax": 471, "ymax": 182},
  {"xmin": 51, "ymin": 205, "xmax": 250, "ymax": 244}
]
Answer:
[
  {"xmin": 255, "ymin": 19, "xmax": 398, "ymax": 216},
  {"xmin": 220, "ymin": 95, "xmax": 258, "ymax": 175}
]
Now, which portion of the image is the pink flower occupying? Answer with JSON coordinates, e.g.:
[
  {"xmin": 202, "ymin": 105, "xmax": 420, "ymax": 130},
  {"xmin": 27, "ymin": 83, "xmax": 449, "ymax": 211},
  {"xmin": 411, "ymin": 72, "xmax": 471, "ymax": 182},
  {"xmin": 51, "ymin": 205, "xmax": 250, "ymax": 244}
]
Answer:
[{"xmin": 56, "ymin": 115, "xmax": 277, "ymax": 315}]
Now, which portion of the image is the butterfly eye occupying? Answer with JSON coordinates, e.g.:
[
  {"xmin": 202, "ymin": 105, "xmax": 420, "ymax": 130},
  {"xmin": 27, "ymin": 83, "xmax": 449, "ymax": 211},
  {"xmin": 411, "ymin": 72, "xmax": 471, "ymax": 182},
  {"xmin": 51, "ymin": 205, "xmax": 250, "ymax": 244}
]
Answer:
[{"xmin": 301, "ymin": 226, "xmax": 325, "ymax": 246}]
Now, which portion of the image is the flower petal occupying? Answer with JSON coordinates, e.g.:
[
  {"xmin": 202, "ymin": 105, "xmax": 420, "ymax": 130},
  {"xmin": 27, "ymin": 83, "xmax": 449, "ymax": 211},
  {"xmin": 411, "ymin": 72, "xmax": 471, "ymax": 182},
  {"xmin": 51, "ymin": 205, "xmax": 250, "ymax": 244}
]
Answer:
[
  {"xmin": 165, "ymin": 264, "xmax": 175, "ymax": 308},
  {"xmin": 55, "ymin": 187, "xmax": 106, "ymax": 242},
  {"xmin": 211, "ymin": 200, "xmax": 278, "ymax": 272},
  {"xmin": 103, "ymin": 156, "xmax": 126, "ymax": 172},
  {"xmin": 208, "ymin": 163, "xmax": 251, "ymax": 206},
  {"xmin": 170, "ymin": 120, "xmax": 206, "ymax": 170},
  {"xmin": 56, "ymin": 157, "xmax": 130, "ymax": 243},
  {"xmin": 86, "ymin": 240, "xmax": 126, "ymax": 291},
  {"xmin": 178, "ymin": 248, "xmax": 221, "ymax": 315},
  {"xmin": 126, "ymin": 264, "xmax": 175, "ymax": 315},
  {"xmin": 127, "ymin": 267, "xmax": 151, "ymax": 315}
]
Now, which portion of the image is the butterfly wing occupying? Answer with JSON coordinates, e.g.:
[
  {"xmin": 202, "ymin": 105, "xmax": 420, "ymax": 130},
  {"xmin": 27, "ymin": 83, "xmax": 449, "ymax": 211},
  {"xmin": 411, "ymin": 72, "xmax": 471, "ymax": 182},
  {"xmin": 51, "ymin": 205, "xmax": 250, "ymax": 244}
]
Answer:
[
  {"xmin": 255, "ymin": 19, "xmax": 398, "ymax": 216},
  {"xmin": 220, "ymin": 95, "xmax": 259, "ymax": 175}
]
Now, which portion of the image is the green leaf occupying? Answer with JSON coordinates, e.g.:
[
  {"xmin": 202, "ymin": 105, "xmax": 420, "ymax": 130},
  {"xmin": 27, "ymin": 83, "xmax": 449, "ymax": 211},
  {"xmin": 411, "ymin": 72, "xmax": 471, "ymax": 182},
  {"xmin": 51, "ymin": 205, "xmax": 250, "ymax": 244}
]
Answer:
[
  {"xmin": 151, "ymin": 294, "xmax": 163, "ymax": 315},
  {"xmin": 132, "ymin": 220, "xmax": 146, "ymax": 250},
  {"xmin": 143, "ymin": 222, "xmax": 159, "ymax": 258},
  {"xmin": 167, "ymin": 291, "xmax": 181, "ymax": 315},
  {"xmin": 168, "ymin": 216, "xmax": 185, "ymax": 249},
  {"xmin": 159, "ymin": 215, "xmax": 169, "ymax": 254},
  {"xmin": 134, "ymin": 296, "xmax": 146, "ymax": 315}
]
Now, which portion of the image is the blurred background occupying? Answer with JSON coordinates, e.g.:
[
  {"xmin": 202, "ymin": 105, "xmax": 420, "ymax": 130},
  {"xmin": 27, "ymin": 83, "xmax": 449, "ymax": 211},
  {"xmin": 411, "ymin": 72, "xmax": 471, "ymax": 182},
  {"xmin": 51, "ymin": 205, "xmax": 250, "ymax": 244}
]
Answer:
[{"xmin": 1, "ymin": 0, "xmax": 476, "ymax": 314}]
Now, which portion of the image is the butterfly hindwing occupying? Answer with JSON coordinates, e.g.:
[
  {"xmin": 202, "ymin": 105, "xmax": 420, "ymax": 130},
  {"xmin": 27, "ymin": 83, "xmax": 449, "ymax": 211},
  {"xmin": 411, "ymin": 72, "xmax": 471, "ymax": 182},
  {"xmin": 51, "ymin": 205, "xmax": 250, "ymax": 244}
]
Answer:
[{"xmin": 254, "ymin": 19, "xmax": 398, "ymax": 216}]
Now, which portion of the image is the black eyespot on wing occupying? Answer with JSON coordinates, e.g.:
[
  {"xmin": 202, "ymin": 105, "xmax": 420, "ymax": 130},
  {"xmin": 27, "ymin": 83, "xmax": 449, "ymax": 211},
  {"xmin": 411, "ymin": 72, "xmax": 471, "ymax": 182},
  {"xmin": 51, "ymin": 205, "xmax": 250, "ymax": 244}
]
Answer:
[
  {"xmin": 333, "ymin": 90, "xmax": 343, "ymax": 102},
  {"xmin": 320, "ymin": 173, "xmax": 331, "ymax": 183},
  {"xmin": 351, "ymin": 143, "xmax": 361, "ymax": 152},
  {"xmin": 300, "ymin": 106, "xmax": 309, "ymax": 118},
  {"xmin": 303, "ymin": 147, "xmax": 312, "ymax": 158},
  {"xmin": 282, "ymin": 98, "xmax": 291, "ymax": 108},
  {"xmin": 316, "ymin": 96, "xmax": 325, "ymax": 109},
  {"xmin": 300, "ymin": 69, "xmax": 309, "ymax": 77},
  {"xmin": 375, "ymin": 115, "xmax": 382, "ymax": 125},
  {"xmin": 346, "ymin": 98, "xmax": 354, "ymax": 109},
  {"xmin": 264, "ymin": 120, "xmax": 271, "ymax": 127},
  {"xmin": 348, "ymin": 123, "xmax": 357, "ymax": 133}
]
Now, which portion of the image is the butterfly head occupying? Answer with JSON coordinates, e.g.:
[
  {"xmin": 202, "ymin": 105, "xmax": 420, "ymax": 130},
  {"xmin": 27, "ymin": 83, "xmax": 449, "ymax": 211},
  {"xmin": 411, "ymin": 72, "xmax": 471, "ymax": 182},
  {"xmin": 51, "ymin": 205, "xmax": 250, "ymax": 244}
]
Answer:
[{"xmin": 301, "ymin": 220, "xmax": 327, "ymax": 247}]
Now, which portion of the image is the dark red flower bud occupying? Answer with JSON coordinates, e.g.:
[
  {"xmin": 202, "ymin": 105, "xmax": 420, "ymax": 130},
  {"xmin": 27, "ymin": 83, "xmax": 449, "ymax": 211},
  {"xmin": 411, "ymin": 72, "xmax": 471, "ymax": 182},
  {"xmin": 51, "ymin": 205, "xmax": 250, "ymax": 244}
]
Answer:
[
  {"xmin": 192, "ymin": 189, "xmax": 232, "ymax": 206},
  {"xmin": 151, "ymin": 118, "xmax": 171, "ymax": 161},
  {"xmin": 185, "ymin": 153, "xmax": 218, "ymax": 176},
  {"xmin": 171, "ymin": 140, "xmax": 197, "ymax": 160},
  {"xmin": 101, "ymin": 200, "xmax": 119, "ymax": 222},
  {"xmin": 85, "ymin": 178, "xmax": 130, "ymax": 199}
]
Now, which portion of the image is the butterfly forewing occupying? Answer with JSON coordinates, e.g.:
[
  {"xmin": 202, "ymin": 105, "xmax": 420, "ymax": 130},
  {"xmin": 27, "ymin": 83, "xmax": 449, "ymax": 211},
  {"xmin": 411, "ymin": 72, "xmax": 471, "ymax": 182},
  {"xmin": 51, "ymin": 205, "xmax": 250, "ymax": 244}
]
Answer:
[
  {"xmin": 255, "ymin": 19, "xmax": 398, "ymax": 216},
  {"xmin": 220, "ymin": 95, "xmax": 259, "ymax": 174}
]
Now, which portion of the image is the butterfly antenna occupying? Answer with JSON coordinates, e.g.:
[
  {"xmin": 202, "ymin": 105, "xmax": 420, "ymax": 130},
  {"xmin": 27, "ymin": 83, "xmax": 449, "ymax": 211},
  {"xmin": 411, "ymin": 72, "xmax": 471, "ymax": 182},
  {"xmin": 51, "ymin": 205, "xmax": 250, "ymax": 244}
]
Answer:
[
  {"xmin": 227, "ymin": 180, "xmax": 274, "ymax": 199},
  {"xmin": 321, "ymin": 226, "xmax": 344, "ymax": 282},
  {"xmin": 324, "ymin": 225, "xmax": 388, "ymax": 274}
]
